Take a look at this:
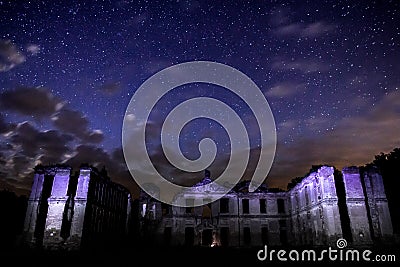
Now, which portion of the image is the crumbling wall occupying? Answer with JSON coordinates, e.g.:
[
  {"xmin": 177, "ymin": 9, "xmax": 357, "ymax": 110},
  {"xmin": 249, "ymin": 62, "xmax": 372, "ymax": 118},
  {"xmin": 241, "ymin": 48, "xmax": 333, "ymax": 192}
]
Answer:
[
  {"xmin": 361, "ymin": 166, "xmax": 393, "ymax": 244},
  {"xmin": 23, "ymin": 167, "xmax": 46, "ymax": 247},
  {"xmin": 288, "ymin": 166, "xmax": 342, "ymax": 246},
  {"xmin": 23, "ymin": 165, "xmax": 132, "ymax": 250},
  {"xmin": 42, "ymin": 167, "xmax": 72, "ymax": 249},
  {"xmin": 134, "ymin": 165, "xmax": 396, "ymax": 248},
  {"xmin": 341, "ymin": 166, "xmax": 373, "ymax": 246}
]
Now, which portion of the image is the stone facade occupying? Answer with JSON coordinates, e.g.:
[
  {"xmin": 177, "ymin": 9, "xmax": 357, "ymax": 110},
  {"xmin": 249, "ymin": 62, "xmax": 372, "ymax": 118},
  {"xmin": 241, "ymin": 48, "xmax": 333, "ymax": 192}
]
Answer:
[
  {"xmin": 22, "ymin": 164, "xmax": 394, "ymax": 250},
  {"xmin": 23, "ymin": 165, "xmax": 131, "ymax": 250},
  {"xmin": 138, "ymin": 165, "xmax": 394, "ymax": 247}
]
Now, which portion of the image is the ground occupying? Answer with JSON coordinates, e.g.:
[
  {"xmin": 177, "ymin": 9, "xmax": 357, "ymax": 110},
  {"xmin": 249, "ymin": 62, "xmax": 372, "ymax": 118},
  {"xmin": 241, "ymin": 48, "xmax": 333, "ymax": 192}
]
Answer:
[{"xmin": 3, "ymin": 244, "xmax": 399, "ymax": 267}]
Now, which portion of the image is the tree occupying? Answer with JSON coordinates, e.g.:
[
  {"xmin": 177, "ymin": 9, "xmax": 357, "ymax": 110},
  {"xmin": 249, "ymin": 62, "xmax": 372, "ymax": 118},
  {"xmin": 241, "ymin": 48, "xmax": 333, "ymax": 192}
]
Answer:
[{"xmin": 370, "ymin": 148, "xmax": 400, "ymax": 235}]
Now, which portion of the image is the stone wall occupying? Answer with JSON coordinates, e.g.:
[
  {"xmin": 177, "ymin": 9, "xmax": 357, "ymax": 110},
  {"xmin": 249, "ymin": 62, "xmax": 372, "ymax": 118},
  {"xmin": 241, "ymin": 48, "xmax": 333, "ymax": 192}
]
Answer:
[
  {"xmin": 23, "ymin": 165, "xmax": 131, "ymax": 250},
  {"xmin": 288, "ymin": 166, "xmax": 342, "ymax": 246},
  {"xmin": 137, "ymin": 165, "xmax": 395, "ymax": 248}
]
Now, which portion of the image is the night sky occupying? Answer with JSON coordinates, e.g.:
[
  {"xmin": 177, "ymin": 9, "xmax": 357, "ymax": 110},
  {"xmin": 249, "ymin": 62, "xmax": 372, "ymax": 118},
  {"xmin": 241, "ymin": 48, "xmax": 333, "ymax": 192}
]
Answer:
[{"xmin": 1, "ymin": 0, "xmax": 399, "ymax": 197}]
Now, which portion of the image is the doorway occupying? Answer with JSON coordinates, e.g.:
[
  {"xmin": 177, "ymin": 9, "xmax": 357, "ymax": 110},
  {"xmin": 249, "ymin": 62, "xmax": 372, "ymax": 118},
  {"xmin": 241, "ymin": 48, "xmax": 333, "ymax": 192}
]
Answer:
[{"xmin": 202, "ymin": 229, "xmax": 213, "ymax": 246}]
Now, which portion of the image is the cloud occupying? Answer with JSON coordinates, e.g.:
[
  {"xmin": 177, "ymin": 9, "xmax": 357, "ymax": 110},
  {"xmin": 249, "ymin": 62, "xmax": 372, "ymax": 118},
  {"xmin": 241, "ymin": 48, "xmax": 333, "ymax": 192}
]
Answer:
[
  {"xmin": 265, "ymin": 82, "xmax": 305, "ymax": 97},
  {"xmin": 275, "ymin": 23, "xmax": 302, "ymax": 36},
  {"xmin": 275, "ymin": 21, "xmax": 334, "ymax": 37},
  {"xmin": 52, "ymin": 109, "xmax": 88, "ymax": 138},
  {"xmin": 99, "ymin": 82, "xmax": 121, "ymax": 95},
  {"xmin": 0, "ymin": 87, "xmax": 110, "ymax": 195},
  {"xmin": 0, "ymin": 39, "xmax": 26, "ymax": 72},
  {"xmin": 8, "ymin": 154, "xmax": 32, "ymax": 177},
  {"xmin": 35, "ymin": 130, "xmax": 74, "ymax": 164},
  {"xmin": 269, "ymin": 7, "xmax": 290, "ymax": 27},
  {"xmin": 64, "ymin": 145, "xmax": 111, "ymax": 168},
  {"xmin": 52, "ymin": 109, "xmax": 104, "ymax": 143},
  {"xmin": 84, "ymin": 130, "xmax": 104, "ymax": 143},
  {"xmin": 267, "ymin": 90, "xmax": 400, "ymax": 189},
  {"xmin": 64, "ymin": 145, "xmax": 139, "ymax": 196},
  {"xmin": 304, "ymin": 117, "xmax": 328, "ymax": 131},
  {"xmin": 302, "ymin": 22, "xmax": 335, "ymax": 37},
  {"xmin": 0, "ymin": 114, "xmax": 11, "ymax": 134},
  {"xmin": 276, "ymin": 119, "xmax": 300, "ymax": 137},
  {"xmin": 10, "ymin": 122, "xmax": 39, "ymax": 157},
  {"xmin": 0, "ymin": 87, "xmax": 64, "ymax": 118},
  {"xmin": 272, "ymin": 57, "xmax": 329, "ymax": 73},
  {"xmin": 26, "ymin": 44, "xmax": 40, "ymax": 55},
  {"xmin": 10, "ymin": 121, "xmax": 73, "ymax": 161},
  {"xmin": 0, "ymin": 121, "xmax": 76, "ymax": 195}
]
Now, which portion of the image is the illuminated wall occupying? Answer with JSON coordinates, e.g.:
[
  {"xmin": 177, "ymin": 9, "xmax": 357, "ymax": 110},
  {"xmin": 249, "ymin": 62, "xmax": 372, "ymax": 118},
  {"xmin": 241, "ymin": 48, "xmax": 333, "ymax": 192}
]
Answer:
[
  {"xmin": 23, "ymin": 165, "xmax": 132, "ymax": 250},
  {"xmin": 137, "ymin": 165, "xmax": 394, "ymax": 247}
]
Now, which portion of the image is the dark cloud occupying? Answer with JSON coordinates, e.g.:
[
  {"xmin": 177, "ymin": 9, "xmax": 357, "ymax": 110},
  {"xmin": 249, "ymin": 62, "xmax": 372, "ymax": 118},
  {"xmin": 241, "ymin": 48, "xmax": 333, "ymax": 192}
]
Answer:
[
  {"xmin": 0, "ymin": 114, "xmax": 10, "ymax": 134},
  {"xmin": 10, "ymin": 154, "xmax": 31, "ymax": 177},
  {"xmin": 99, "ymin": 82, "xmax": 121, "ymax": 95},
  {"xmin": 0, "ymin": 121, "xmax": 74, "ymax": 195},
  {"xmin": 0, "ymin": 152, "xmax": 33, "ymax": 196},
  {"xmin": 52, "ymin": 109, "xmax": 103, "ymax": 143},
  {"xmin": 111, "ymin": 147, "xmax": 125, "ymax": 163},
  {"xmin": 64, "ymin": 145, "xmax": 130, "ymax": 180},
  {"xmin": 64, "ymin": 145, "xmax": 139, "ymax": 196},
  {"xmin": 0, "ymin": 88, "xmax": 106, "ymax": 195},
  {"xmin": 10, "ymin": 121, "xmax": 73, "ymax": 162},
  {"xmin": 0, "ymin": 151, "xmax": 5, "ymax": 167},
  {"xmin": 0, "ymin": 39, "xmax": 25, "ymax": 72},
  {"xmin": 64, "ymin": 145, "xmax": 112, "ymax": 169},
  {"xmin": 10, "ymin": 122, "xmax": 39, "ymax": 157},
  {"xmin": 36, "ymin": 131, "xmax": 74, "ymax": 164},
  {"xmin": 83, "ymin": 130, "xmax": 104, "ymax": 143},
  {"xmin": 52, "ymin": 109, "xmax": 88, "ymax": 137},
  {"xmin": 0, "ymin": 87, "xmax": 63, "ymax": 118}
]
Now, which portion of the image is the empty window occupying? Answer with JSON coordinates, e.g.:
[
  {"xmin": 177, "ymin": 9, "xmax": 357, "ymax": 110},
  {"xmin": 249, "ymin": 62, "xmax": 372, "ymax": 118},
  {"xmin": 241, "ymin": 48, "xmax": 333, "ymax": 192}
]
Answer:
[
  {"xmin": 186, "ymin": 199, "xmax": 194, "ymax": 214},
  {"xmin": 305, "ymin": 187, "xmax": 310, "ymax": 205},
  {"xmin": 259, "ymin": 199, "xmax": 267, "ymax": 213},
  {"xmin": 242, "ymin": 199, "xmax": 249, "ymax": 214},
  {"xmin": 164, "ymin": 227, "xmax": 172, "ymax": 245},
  {"xmin": 185, "ymin": 227, "xmax": 194, "ymax": 246},
  {"xmin": 220, "ymin": 227, "xmax": 229, "ymax": 247},
  {"xmin": 280, "ymin": 229, "xmax": 288, "ymax": 245},
  {"xmin": 202, "ymin": 229, "xmax": 213, "ymax": 246},
  {"xmin": 162, "ymin": 203, "xmax": 171, "ymax": 216},
  {"xmin": 243, "ymin": 227, "xmax": 251, "ymax": 245},
  {"xmin": 261, "ymin": 227, "xmax": 268, "ymax": 244},
  {"xmin": 277, "ymin": 198, "xmax": 285, "ymax": 213},
  {"xmin": 220, "ymin": 198, "xmax": 229, "ymax": 213},
  {"xmin": 149, "ymin": 204, "xmax": 156, "ymax": 219}
]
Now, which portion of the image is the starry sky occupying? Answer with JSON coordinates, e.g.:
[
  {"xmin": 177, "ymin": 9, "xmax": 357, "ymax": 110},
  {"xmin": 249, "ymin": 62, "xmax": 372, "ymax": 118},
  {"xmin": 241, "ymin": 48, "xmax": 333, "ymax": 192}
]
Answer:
[{"xmin": 0, "ymin": 0, "xmax": 399, "ymax": 197}]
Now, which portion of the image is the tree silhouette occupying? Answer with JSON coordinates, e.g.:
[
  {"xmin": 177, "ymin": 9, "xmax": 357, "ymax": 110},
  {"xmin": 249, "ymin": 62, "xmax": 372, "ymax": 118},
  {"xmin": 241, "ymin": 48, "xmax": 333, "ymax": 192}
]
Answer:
[{"xmin": 369, "ymin": 148, "xmax": 400, "ymax": 235}]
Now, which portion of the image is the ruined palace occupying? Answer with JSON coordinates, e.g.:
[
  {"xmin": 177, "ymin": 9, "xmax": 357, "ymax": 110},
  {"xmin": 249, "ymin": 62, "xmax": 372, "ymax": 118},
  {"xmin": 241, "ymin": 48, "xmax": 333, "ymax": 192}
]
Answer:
[
  {"xmin": 22, "ymin": 164, "xmax": 395, "ymax": 250},
  {"xmin": 23, "ymin": 165, "xmax": 132, "ymax": 250},
  {"xmin": 138, "ymin": 165, "xmax": 394, "ymax": 247}
]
